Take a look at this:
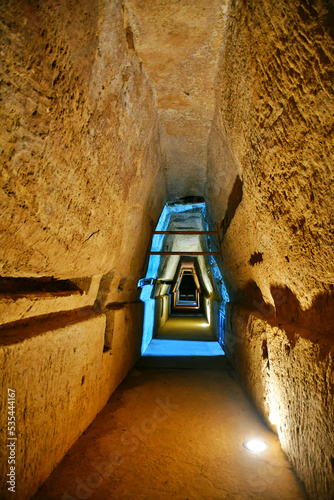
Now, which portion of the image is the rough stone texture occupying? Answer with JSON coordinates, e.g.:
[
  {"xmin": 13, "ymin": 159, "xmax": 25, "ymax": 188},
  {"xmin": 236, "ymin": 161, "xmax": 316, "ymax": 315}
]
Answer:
[
  {"xmin": 0, "ymin": 3, "xmax": 162, "ymax": 494},
  {"xmin": 0, "ymin": 0, "xmax": 166, "ymax": 281},
  {"xmin": 0, "ymin": 3, "xmax": 162, "ymax": 496},
  {"xmin": 0, "ymin": 275, "xmax": 101, "ymax": 325},
  {"xmin": 0, "ymin": 302, "xmax": 143, "ymax": 499},
  {"xmin": 0, "ymin": 1, "xmax": 333, "ymax": 499},
  {"xmin": 0, "ymin": 310, "xmax": 106, "ymax": 499},
  {"xmin": 206, "ymin": 0, "xmax": 334, "ymax": 310},
  {"xmin": 224, "ymin": 304, "xmax": 334, "ymax": 499},
  {"xmin": 125, "ymin": 0, "xmax": 228, "ymax": 198},
  {"xmin": 205, "ymin": 2, "xmax": 334, "ymax": 498}
]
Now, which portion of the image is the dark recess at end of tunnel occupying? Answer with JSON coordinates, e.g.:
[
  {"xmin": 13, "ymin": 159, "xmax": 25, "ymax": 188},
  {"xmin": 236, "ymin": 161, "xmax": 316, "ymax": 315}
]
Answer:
[{"xmin": 169, "ymin": 195, "xmax": 205, "ymax": 206}]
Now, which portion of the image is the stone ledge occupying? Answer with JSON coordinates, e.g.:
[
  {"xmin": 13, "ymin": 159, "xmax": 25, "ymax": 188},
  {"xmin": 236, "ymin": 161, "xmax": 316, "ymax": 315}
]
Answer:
[
  {"xmin": 0, "ymin": 275, "xmax": 101, "ymax": 327},
  {"xmin": 0, "ymin": 306, "xmax": 103, "ymax": 346}
]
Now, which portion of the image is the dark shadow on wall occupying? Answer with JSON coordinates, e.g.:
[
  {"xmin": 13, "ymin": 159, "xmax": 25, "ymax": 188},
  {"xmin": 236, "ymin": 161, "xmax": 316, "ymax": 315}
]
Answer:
[
  {"xmin": 233, "ymin": 280, "xmax": 334, "ymax": 346},
  {"xmin": 219, "ymin": 175, "xmax": 243, "ymax": 239},
  {"xmin": 0, "ymin": 276, "xmax": 84, "ymax": 294},
  {"xmin": 0, "ymin": 308, "xmax": 100, "ymax": 344}
]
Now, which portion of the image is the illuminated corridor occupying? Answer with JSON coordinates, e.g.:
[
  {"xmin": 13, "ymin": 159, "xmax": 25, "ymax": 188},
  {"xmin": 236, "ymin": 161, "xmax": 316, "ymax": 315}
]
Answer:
[{"xmin": 0, "ymin": 1, "xmax": 333, "ymax": 499}]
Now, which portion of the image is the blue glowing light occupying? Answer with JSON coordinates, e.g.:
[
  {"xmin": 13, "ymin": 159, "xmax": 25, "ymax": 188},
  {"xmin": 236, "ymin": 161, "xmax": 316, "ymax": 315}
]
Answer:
[
  {"xmin": 140, "ymin": 200, "xmax": 230, "ymax": 355},
  {"xmin": 142, "ymin": 339, "xmax": 225, "ymax": 357}
]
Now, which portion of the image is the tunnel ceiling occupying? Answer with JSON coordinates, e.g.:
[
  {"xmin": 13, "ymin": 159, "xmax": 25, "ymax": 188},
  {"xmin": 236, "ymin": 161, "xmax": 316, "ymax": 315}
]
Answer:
[{"xmin": 125, "ymin": 0, "xmax": 229, "ymax": 198}]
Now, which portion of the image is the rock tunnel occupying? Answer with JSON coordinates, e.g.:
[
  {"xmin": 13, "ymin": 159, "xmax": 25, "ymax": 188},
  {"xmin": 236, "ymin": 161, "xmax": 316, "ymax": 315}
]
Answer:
[{"xmin": 0, "ymin": 0, "xmax": 333, "ymax": 498}]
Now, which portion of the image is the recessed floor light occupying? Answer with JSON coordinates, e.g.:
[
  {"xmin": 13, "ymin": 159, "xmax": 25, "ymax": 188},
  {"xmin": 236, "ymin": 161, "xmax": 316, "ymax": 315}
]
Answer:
[{"xmin": 243, "ymin": 439, "xmax": 268, "ymax": 453}]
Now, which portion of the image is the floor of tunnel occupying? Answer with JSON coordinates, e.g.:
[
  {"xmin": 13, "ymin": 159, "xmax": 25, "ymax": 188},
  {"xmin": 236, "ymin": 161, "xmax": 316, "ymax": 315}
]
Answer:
[
  {"xmin": 137, "ymin": 339, "xmax": 225, "ymax": 369},
  {"xmin": 141, "ymin": 314, "xmax": 224, "ymax": 369},
  {"xmin": 33, "ymin": 366, "xmax": 307, "ymax": 500},
  {"xmin": 155, "ymin": 316, "xmax": 216, "ymax": 341}
]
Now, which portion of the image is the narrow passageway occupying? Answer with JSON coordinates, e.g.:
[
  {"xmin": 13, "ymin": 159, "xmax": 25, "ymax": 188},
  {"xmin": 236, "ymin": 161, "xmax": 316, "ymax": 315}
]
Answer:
[
  {"xmin": 1, "ymin": 2, "xmax": 333, "ymax": 499},
  {"xmin": 34, "ymin": 364, "xmax": 307, "ymax": 500}
]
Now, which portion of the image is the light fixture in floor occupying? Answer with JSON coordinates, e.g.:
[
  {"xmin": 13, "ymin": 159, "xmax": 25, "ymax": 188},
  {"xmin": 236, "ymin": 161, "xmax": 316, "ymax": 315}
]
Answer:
[{"xmin": 243, "ymin": 439, "xmax": 268, "ymax": 453}]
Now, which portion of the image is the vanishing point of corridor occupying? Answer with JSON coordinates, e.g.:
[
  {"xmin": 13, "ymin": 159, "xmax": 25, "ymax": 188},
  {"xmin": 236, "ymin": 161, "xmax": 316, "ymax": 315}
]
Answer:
[{"xmin": 1, "ymin": 1, "xmax": 333, "ymax": 499}]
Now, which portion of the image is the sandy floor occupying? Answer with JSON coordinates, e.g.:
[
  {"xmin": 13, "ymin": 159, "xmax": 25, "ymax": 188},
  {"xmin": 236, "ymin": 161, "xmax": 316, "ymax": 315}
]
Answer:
[{"xmin": 34, "ymin": 363, "xmax": 307, "ymax": 500}]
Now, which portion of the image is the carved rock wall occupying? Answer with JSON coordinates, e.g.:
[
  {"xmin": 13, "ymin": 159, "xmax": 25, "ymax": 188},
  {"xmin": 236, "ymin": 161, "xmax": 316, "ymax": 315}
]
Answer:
[
  {"xmin": 225, "ymin": 304, "xmax": 334, "ymax": 499},
  {"xmin": 206, "ymin": 2, "xmax": 334, "ymax": 497},
  {"xmin": 0, "ymin": 1, "xmax": 164, "ymax": 497},
  {"xmin": 0, "ymin": 0, "xmax": 166, "ymax": 282},
  {"xmin": 1, "ymin": 0, "xmax": 334, "ymax": 498},
  {"xmin": 0, "ymin": 303, "xmax": 143, "ymax": 499},
  {"xmin": 207, "ymin": 0, "xmax": 334, "ymax": 309}
]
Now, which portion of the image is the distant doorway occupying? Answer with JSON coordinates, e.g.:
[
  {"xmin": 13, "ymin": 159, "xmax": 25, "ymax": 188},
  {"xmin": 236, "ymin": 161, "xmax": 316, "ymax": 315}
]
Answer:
[{"xmin": 172, "ymin": 260, "xmax": 201, "ymax": 311}]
